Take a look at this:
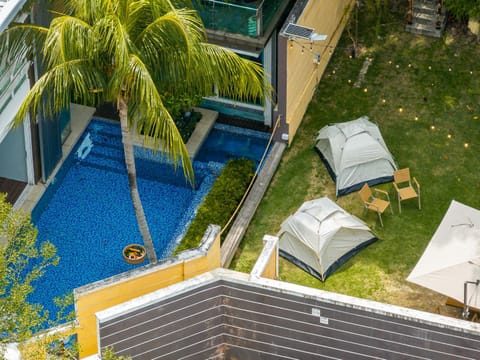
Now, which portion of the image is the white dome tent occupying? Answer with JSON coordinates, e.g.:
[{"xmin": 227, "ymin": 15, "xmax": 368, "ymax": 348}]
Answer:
[
  {"xmin": 314, "ymin": 116, "xmax": 398, "ymax": 197},
  {"xmin": 278, "ymin": 197, "xmax": 377, "ymax": 281}
]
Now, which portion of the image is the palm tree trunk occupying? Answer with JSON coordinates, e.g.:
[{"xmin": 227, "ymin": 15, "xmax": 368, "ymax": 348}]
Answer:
[{"xmin": 118, "ymin": 94, "xmax": 157, "ymax": 264}]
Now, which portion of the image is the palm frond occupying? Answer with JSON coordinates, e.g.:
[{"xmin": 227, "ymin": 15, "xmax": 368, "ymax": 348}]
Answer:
[
  {"xmin": 0, "ymin": 24, "xmax": 48, "ymax": 64},
  {"xmin": 134, "ymin": 7, "xmax": 203, "ymax": 55},
  {"xmin": 93, "ymin": 15, "xmax": 132, "ymax": 77},
  {"xmin": 43, "ymin": 16, "xmax": 93, "ymax": 68},
  {"xmin": 13, "ymin": 59, "xmax": 105, "ymax": 127},
  {"xmin": 64, "ymin": 0, "xmax": 111, "ymax": 23},
  {"xmin": 197, "ymin": 43, "xmax": 273, "ymax": 103},
  {"xmin": 126, "ymin": 54, "xmax": 193, "ymax": 182}
]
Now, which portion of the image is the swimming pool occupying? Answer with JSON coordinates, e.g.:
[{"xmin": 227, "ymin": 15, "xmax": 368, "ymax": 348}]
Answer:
[{"xmin": 30, "ymin": 118, "xmax": 270, "ymax": 318}]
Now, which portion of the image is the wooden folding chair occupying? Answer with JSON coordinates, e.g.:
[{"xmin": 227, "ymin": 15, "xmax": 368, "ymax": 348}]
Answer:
[
  {"xmin": 393, "ymin": 168, "xmax": 421, "ymax": 213},
  {"xmin": 358, "ymin": 183, "xmax": 393, "ymax": 226}
]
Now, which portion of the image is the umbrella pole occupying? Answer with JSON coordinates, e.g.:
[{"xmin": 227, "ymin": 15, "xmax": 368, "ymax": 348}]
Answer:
[{"xmin": 463, "ymin": 280, "xmax": 480, "ymax": 319}]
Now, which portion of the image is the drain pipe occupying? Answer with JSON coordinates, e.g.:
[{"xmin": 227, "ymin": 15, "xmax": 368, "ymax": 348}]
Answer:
[{"xmin": 463, "ymin": 280, "xmax": 480, "ymax": 319}]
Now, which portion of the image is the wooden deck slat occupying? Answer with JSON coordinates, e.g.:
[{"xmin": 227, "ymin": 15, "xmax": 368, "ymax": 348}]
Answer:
[{"xmin": 0, "ymin": 177, "xmax": 27, "ymax": 204}]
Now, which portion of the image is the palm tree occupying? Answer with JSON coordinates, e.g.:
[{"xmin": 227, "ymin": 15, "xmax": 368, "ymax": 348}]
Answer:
[{"xmin": 0, "ymin": 0, "xmax": 269, "ymax": 263}]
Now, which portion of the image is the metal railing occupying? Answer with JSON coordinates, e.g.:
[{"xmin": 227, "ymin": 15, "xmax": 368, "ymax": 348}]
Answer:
[{"xmin": 193, "ymin": 0, "xmax": 285, "ymax": 37}]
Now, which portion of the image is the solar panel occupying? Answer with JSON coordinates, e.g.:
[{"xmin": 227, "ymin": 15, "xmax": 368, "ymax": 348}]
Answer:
[{"xmin": 282, "ymin": 23, "xmax": 314, "ymax": 40}]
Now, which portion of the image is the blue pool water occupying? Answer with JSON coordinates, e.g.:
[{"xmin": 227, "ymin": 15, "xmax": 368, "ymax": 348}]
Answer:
[
  {"xmin": 30, "ymin": 118, "xmax": 270, "ymax": 319},
  {"xmin": 195, "ymin": 123, "xmax": 270, "ymax": 166}
]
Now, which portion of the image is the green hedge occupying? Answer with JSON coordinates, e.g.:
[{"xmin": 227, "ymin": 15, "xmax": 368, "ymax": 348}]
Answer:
[{"xmin": 174, "ymin": 158, "xmax": 255, "ymax": 253}]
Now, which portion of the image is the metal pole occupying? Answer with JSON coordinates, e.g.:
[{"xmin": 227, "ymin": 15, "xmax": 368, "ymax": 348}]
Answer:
[{"xmin": 463, "ymin": 280, "xmax": 480, "ymax": 319}]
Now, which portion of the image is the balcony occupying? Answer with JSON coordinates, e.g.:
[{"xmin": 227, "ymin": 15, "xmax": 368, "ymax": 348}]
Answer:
[{"xmin": 193, "ymin": 0, "xmax": 294, "ymax": 48}]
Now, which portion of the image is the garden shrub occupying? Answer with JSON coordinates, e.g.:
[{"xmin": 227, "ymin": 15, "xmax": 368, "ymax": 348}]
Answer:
[
  {"xmin": 175, "ymin": 110, "xmax": 202, "ymax": 142},
  {"xmin": 175, "ymin": 158, "xmax": 255, "ymax": 253}
]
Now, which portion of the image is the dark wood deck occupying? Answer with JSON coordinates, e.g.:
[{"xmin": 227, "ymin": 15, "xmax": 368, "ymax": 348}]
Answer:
[{"xmin": 0, "ymin": 177, "xmax": 27, "ymax": 204}]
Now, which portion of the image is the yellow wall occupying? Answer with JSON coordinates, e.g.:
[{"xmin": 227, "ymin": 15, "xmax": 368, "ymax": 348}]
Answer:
[
  {"xmin": 286, "ymin": 0, "xmax": 354, "ymax": 143},
  {"xmin": 76, "ymin": 234, "xmax": 220, "ymax": 358},
  {"xmin": 260, "ymin": 245, "xmax": 277, "ymax": 279},
  {"xmin": 250, "ymin": 235, "xmax": 278, "ymax": 280}
]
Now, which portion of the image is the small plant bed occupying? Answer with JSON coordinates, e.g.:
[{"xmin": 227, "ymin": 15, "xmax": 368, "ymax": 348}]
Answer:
[
  {"xmin": 174, "ymin": 158, "xmax": 255, "ymax": 253},
  {"xmin": 122, "ymin": 244, "xmax": 146, "ymax": 264},
  {"xmin": 138, "ymin": 110, "xmax": 202, "ymax": 143},
  {"xmin": 176, "ymin": 110, "xmax": 202, "ymax": 142}
]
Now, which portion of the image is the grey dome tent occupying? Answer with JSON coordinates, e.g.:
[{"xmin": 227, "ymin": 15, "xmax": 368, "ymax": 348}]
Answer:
[
  {"xmin": 278, "ymin": 197, "xmax": 377, "ymax": 281},
  {"xmin": 314, "ymin": 116, "xmax": 398, "ymax": 196}
]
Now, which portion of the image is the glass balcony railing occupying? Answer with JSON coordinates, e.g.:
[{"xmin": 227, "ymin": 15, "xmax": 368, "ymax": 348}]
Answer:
[{"xmin": 193, "ymin": 0, "xmax": 286, "ymax": 37}]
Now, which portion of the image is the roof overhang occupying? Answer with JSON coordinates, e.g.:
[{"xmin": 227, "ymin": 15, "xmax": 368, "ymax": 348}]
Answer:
[{"xmin": 0, "ymin": 0, "xmax": 28, "ymax": 32}]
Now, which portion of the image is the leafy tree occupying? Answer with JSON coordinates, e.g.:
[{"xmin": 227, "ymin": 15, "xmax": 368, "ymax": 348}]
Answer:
[
  {"xmin": 102, "ymin": 347, "xmax": 132, "ymax": 360},
  {"xmin": 0, "ymin": 0, "xmax": 269, "ymax": 263},
  {"xmin": 0, "ymin": 194, "xmax": 62, "ymax": 353}
]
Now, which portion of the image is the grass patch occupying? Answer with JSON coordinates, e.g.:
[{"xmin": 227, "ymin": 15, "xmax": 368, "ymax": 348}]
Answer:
[{"xmin": 231, "ymin": 6, "xmax": 480, "ymax": 314}]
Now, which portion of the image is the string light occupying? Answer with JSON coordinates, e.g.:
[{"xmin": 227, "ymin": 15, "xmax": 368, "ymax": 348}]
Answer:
[{"xmin": 303, "ymin": 52, "xmax": 478, "ymax": 149}]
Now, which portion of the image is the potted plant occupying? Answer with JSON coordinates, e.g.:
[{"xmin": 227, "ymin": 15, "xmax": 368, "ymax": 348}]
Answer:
[{"xmin": 122, "ymin": 244, "xmax": 146, "ymax": 264}]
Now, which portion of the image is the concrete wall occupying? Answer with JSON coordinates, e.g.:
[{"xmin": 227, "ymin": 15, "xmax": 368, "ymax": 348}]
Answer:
[
  {"xmin": 250, "ymin": 235, "xmax": 278, "ymax": 280},
  {"xmin": 278, "ymin": 0, "xmax": 353, "ymax": 144},
  {"xmin": 75, "ymin": 225, "xmax": 221, "ymax": 358}
]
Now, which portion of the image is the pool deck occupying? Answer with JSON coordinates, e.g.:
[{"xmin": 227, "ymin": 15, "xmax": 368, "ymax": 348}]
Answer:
[{"xmin": 185, "ymin": 108, "xmax": 218, "ymax": 159}]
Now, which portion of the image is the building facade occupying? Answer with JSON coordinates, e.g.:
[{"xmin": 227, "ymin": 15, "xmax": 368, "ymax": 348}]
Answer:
[{"xmin": 0, "ymin": 0, "xmax": 70, "ymax": 204}]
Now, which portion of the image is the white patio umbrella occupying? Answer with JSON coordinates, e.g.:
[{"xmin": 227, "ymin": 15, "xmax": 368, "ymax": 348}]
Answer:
[{"xmin": 407, "ymin": 200, "xmax": 480, "ymax": 316}]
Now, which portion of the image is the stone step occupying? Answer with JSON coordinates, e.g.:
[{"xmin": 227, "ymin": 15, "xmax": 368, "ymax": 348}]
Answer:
[
  {"xmin": 412, "ymin": 11, "xmax": 438, "ymax": 25},
  {"xmin": 405, "ymin": 21, "xmax": 444, "ymax": 38},
  {"xmin": 412, "ymin": 2, "xmax": 441, "ymax": 16},
  {"xmin": 410, "ymin": 12, "xmax": 446, "ymax": 28}
]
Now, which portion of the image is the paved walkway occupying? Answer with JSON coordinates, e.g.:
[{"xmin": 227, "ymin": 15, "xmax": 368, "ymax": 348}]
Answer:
[{"xmin": 186, "ymin": 108, "xmax": 217, "ymax": 159}]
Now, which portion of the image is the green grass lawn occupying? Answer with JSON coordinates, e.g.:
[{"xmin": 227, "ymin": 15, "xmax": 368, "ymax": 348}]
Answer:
[{"xmin": 231, "ymin": 6, "xmax": 480, "ymax": 314}]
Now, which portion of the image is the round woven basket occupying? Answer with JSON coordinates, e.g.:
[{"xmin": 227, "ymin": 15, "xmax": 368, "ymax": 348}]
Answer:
[{"xmin": 122, "ymin": 244, "xmax": 146, "ymax": 265}]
